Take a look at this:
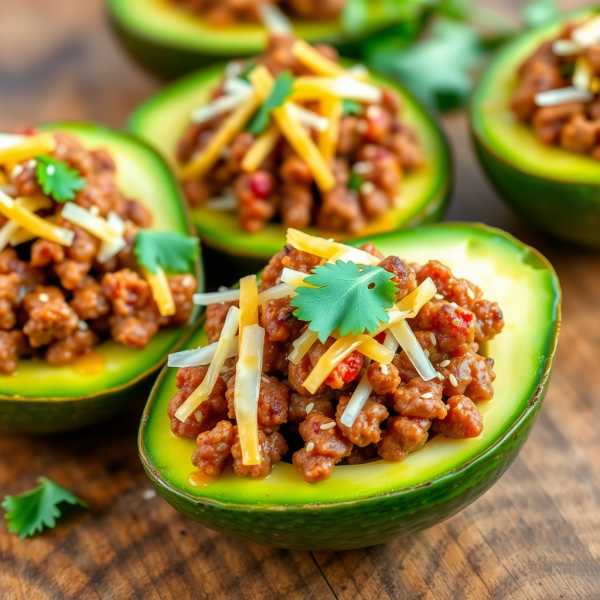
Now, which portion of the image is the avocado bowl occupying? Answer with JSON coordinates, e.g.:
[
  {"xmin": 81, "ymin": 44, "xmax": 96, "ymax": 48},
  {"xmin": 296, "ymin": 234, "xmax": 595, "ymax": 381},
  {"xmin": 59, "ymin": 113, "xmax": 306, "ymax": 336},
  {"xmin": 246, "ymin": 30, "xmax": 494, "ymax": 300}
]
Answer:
[
  {"xmin": 470, "ymin": 8, "xmax": 600, "ymax": 248},
  {"xmin": 128, "ymin": 63, "xmax": 452, "ymax": 270},
  {"xmin": 139, "ymin": 223, "xmax": 560, "ymax": 551},
  {"xmin": 0, "ymin": 123, "xmax": 202, "ymax": 434},
  {"xmin": 107, "ymin": 0, "xmax": 423, "ymax": 80}
]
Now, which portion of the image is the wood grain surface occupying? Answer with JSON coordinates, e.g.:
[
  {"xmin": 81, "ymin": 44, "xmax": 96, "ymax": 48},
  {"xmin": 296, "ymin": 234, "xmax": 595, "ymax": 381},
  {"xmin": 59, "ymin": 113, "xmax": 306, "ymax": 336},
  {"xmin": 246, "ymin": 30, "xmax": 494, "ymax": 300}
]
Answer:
[{"xmin": 1, "ymin": 1, "xmax": 599, "ymax": 598}]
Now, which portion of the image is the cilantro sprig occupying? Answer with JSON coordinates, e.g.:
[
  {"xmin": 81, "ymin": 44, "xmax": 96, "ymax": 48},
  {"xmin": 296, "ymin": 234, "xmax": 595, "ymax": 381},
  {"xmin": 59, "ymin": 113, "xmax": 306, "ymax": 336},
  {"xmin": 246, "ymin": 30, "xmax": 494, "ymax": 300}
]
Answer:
[
  {"xmin": 248, "ymin": 71, "xmax": 295, "ymax": 135},
  {"xmin": 35, "ymin": 156, "xmax": 85, "ymax": 202},
  {"xmin": 134, "ymin": 230, "xmax": 199, "ymax": 275},
  {"xmin": 342, "ymin": 99, "xmax": 364, "ymax": 117},
  {"xmin": 2, "ymin": 477, "xmax": 88, "ymax": 539},
  {"xmin": 290, "ymin": 261, "xmax": 398, "ymax": 343}
]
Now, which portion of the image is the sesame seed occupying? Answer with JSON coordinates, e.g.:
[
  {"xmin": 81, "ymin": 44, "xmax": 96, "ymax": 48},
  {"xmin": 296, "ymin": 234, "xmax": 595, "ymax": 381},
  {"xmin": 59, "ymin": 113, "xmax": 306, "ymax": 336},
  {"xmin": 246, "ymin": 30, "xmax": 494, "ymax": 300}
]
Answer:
[
  {"xmin": 306, "ymin": 402, "xmax": 315, "ymax": 414},
  {"xmin": 261, "ymin": 376, "xmax": 270, "ymax": 384},
  {"xmin": 366, "ymin": 105, "xmax": 382, "ymax": 119},
  {"xmin": 450, "ymin": 302, "xmax": 458, "ymax": 308},
  {"xmin": 306, "ymin": 441, "xmax": 315, "ymax": 452},
  {"xmin": 430, "ymin": 333, "xmax": 436, "ymax": 345},
  {"xmin": 449, "ymin": 374, "xmax": 458, "ymax": 387},
  {"xmin": 380, "ymin": 364, "xmax": 389, "ymax": 375},
  {"xmin": 360, "ymin": 181, "xmax": 375, "ymax": 195},
  {"xmin": 46, "ymin": 165, "xmax": 55, "ymax": 176},
  {"xmin": 435, "ymin": 294, "xmax": 444, "ymax": 300},
  {"xmin": 77, "ymin": 320, "xmax": 89, "ymax": 331},
  {"xmin": 421, "ymin": 392, "xmax": 433, "ymax": 399},
  {"xmin": 352, "ymin": 161, "xmax": 374, "ymax": 175},
  {"xmin": 27, "ymin": 159, "xmax": 36, "ymax": 169},
  {"xmin": 456, "ymin": 402, "xmax": 463, "ymax": 411},
  {"xmin": 320, "ymin": 422, "xmax": 336, "ymax": 431},
  {"xmin": 38, "ymin": 293, "xmax": 49, "ymax": 303},
  {"xmin": 467, "ymin": 288, "xmax": 475, "ymax": 299},
  {"xmin": 194, "ymin": 411, "xmax": 202, "ymax": 421},
  {"xmin": 356, "ymin": 120, "xmax": 368, "ymax": 134},
  {"xmin": 424, "ymin": 350, "xmax": 430, "ymax": 358},
  {"xmin": 11, "ymin": 164, "xmax": 24, "ymax": 178},
  {"xmin": 436, "ymin": 371, "xmax": 444, "ymax": 380},
  {"xmin": 439, "ymin": 359, "xmax": 450, "ymax": 368},
  {"xmin": 90, "ymin": 205, "xmax": 100, "ymax": 216}
]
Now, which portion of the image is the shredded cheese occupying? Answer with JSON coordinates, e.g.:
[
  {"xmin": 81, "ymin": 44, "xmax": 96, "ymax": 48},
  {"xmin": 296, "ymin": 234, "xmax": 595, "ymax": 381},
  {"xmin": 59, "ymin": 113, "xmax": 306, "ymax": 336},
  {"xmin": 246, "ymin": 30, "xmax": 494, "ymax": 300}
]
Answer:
[
  {"xmin": 0, "ymin": 196, "xmax": 52, "ymax": 251},
  {"xmin": 288, "ymin": 328, "xmax": 319, "ymax": 365},
  {"xmin": 286, "ymin": 104, "xmax": 329, "ymax": 132},
  {"xmin": 0, "ymin": 133, "xmax": 56, "ymax": 168},
  {"xmin": 318, "ymin": 97, "xmax": 342, "ymax": 163},
  {"xmin": 280, "ymin": 267, "xmax": 316, "ymax": 290},
  {"xmin": 239, "ymin": 274, "xmax": 259, "ymax": 346},
  {"xmin": 168, "ymin": 336, "xmax": 239, "ymax": 367},
  {"xmin": 552, "ymin": 39, "xmax": 583, "ymax": 55},
  {"xmin": 241, "ymin": 124, "xmax": 280, "ymax": 172},
  {"xmin": 234, "ymin": 324, "xmax": 265, "ymax": 465},
  {"xmin": 191, "ymin": 85, "xmax": 253, "ymax": 124},
  {"xmin": 194, "ymin": 288, "xmax": 241, "ymax": 305},
  {"xmin": 61, "ymin": 202, "xmax": 123, "ymax": 246},
  {"xmin": 573, "ymin": 56, "xmax": 593, "ymax": 91},
  {"xmin": 354, "ymin": 335, "xmax": 395, "ymax": 364},
  {"xmin": 180, "ymin": 88, "xmax": 262, "ymax": 182},
  {"xmin": 389, "ymin": 319, "xmax": 436, "ymax": 381},
  {"xmin": 257, "ymin": 282, "xmax": 295, "ymax": 303},
  {"xmin": 97, "ymin": 211, "xmax": 127, "ymax": 264},
  {"xmin": 292, "ymin": 39, "xmax": 347, "ymax": 78},
  {"xmin": 303, "ymin": 334, "xmax": 364, "ymax": 394},
  {"xmin": 292, "ymin": 76, "xmax": 382, "ymax": 104},
  {"xmin": 144, "ymin": 266, "xmax": 176, "ymax": 318},
  {"xmin": 0, "ymin": 134, "xmax": 26, "ymax": 151},
  {"xmin": 572, "ymin": 16, "xmax": 600, "ymax": 48},
  {"xmin": 9, "ymin": 214, "xmax": 56, "ymax": 246},
  {"xmin": 259, "ymin": 3, "xmax": 292, "ymax": 32},
  {"xmin": 0, "ymin": 190, "xmax": 73, "ymax": 246},
  {"xmin": 175, "ymin": 305, "xmax": 241, "ymax": 421},
  {"xmin": 535, "ymin": 87, "xmax": 592, "ymax": 106}
]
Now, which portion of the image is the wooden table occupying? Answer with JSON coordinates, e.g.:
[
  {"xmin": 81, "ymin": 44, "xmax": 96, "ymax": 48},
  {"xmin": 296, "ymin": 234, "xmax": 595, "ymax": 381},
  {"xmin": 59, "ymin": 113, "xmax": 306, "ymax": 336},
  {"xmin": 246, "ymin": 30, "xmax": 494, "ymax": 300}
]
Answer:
[{"xmin": 1, "ymin": 1, "xmax": 600, "ymax": 598}]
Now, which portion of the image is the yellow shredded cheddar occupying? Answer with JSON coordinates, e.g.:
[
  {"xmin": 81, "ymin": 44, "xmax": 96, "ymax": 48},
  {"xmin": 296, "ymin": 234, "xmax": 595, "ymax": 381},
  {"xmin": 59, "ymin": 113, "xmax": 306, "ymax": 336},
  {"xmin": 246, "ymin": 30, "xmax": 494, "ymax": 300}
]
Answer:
[
  {"xmin": 241, "ymin": 125, "xmax": 280, "ymax": 172},
  {"xmin": 318, "ymin": 97, "xmax": 342, "ymax": 163},
  {"xmin": 144, "ymin": 266, "xmax": 176, "ymax": 318},
  {"xmin": 0, "ymin": 133, "xmax": 56, "ymax": 170},
  {"xmin": 239, "ymin": 274, "xmax": 259, "ymax": 346},
  {"xmin": 291, "ymin": 39, "xmax": 347, "ymax": 78}
]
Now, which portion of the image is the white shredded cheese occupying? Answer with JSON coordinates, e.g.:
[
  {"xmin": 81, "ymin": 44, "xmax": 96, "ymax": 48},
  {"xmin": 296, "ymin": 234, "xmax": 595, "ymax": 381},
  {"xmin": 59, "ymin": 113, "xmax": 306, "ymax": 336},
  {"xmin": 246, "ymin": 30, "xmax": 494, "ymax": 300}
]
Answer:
[
  {"xmin": 552, "ymin": 39, "xmax": 583, "ymax": 56},
  {"xmin": 0, "ymin": 134, "xmax": 26, "ymax": 151},
  {"xmin": 191, "ymin": 88, "xmax": 252, "ymax": 125},
  {"xmin": 390, "ymin": 319, "xmax": 436, "ymax": 382},
  {"xmin": 287, "ymin": 104, "xmax": 329, "ymax": 132},
  {"xmin": 206, "ymin": 194, "xmax": 237, "ymax": 212},
  {"xmin": 168, "ymin": 336, "xmax": 239, "ymax": 367},
  {"xmin": 535, "ymin": 87, "xmax": 593, "ymax": 107},
  {"xmin": 572, "ymin": 16, "xmax": 600, "ymax": 48},
  {"xmin": 97, "ymin": 211, "xmax": 126, "ymax": 264},
  {"xmin": 259, "ymin": 4, "xmax": 292, "ymax": 32}
]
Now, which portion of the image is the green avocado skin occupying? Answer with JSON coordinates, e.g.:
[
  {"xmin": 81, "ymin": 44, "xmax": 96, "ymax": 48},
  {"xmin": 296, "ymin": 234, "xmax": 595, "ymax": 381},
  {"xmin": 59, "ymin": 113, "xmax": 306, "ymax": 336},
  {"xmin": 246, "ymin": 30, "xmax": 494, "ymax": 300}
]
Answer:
[
  {"xmin": 473, "ymin": 134, "xmax": 600, "ymax": 248},
  {"xmin": 142, "ymin": 390, "xmax": 543, "ymax": 551}
]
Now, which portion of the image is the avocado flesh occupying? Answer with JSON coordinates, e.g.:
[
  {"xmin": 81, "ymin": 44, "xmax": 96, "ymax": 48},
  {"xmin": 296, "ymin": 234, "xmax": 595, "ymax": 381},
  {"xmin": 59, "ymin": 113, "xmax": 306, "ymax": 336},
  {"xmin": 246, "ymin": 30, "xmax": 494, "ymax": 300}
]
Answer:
[
  {"xmin": 140, "ymin": 223, "xmax": 560, "ymax": 550},
  {"xmin": 0, "ymin": 123, "xmax": 201, "ymax": 434},
  {"xmin": 128, "ymin": 64, "xmax": 452, "ymax": 261},
  {"xmin": 108, "ymin": 0, "xmax": 412, "ymax": 80},
  {"xmin": 471, "ymin": 9, "xmax": 600, "ymax": 247}
]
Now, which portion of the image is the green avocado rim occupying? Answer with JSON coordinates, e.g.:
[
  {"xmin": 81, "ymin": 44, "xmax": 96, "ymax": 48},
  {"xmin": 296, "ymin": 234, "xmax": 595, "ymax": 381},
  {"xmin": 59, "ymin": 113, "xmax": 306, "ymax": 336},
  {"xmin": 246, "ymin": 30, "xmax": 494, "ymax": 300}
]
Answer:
[
  {"xmin": 0, "ymin": 123, "xmax": 202, "ymax": 406},
  {"xmin": 128, "ymin": 63, "xmax": 452, "ymax": 260},
  {"xmin": 140, "ymin": 223, "xmax": 560, "ymax": 508}
]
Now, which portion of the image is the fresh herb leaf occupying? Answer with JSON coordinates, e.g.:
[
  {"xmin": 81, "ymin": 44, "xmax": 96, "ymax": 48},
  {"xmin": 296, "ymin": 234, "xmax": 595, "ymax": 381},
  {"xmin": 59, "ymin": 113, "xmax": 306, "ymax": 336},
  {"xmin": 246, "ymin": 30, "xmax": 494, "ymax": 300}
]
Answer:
[
  {"xmin": 238, "ymin": 59, "xmax": 256, "ymax": 82},
  {"xmin": 2, "ymin": 477, "xmax": 88, "ymax": 539},
  {"xmin": 290, "ymin": 261, "xmax": 398, "ymax": 343},
  {"xmin": 342, "ymin": 99, "xmax": 364, "ymax": 116},
  {"xmin": 134, "ymin": 230, "xmax": 199, "ymax": 275},
  {"xmin": 35, "ymin": 156, "xmax": 85, "ymax": 202},
  {"xmin": 348, "ymin": 170, "xmax": 364, "ymax": 193},
  {"xmin": 248, "ymin": 71, "xmax": 295, "ymax": 135},
  {"xmin": 523, "ymin": 0, "xmax": 558, "ymax": 30},
  {"xmin": 366, "ymin": 19, "xmax": 484, "ymax": 111}
]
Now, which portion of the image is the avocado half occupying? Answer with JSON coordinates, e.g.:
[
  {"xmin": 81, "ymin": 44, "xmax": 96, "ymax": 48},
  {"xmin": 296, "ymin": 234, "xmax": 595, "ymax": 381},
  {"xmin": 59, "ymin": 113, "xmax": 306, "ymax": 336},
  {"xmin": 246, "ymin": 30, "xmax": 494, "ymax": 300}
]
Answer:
[
  {"xmin": 128, "ymin": 63, "xmax": 452, "ymax": 268},
  {"xmin": 0, "ymin": 123, "xmax": 202, "ymax": 435},
  {"xmin": 470, "ymin": 9, "xmax": 600, "ymax": 248},
  {"xmin": 139, "ymin": 223, "xmax": 560, "ymax": 551},
  {"xmin": 107, "ymin": 0, "xmax": 424, "ymax": 80}
]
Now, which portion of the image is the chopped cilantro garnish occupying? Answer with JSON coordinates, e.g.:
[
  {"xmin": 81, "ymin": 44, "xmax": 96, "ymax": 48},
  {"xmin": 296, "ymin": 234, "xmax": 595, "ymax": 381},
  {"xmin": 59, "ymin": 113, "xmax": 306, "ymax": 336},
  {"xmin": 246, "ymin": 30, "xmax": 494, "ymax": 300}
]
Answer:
[
  {"xmin": 2, "ymin": 477, "xmax": 88, "ymax": 539},
  {"xmin": 342, "ymin": 99, "xmax": 364, "ymax": 116},
  {"xmin": 133, "ymin": 230, "xmax": 199, "ymax": 275},
  {"xmin": 35, "ymin": 156, "xmax": 85, "ymax": 202},
  {"xmin": 290, "ymin": 261, "xmax": 398, "ymax": 343},
  {"xmin": 248, "ymin": 71, "xmax": 295, "ymax": 135},
  {"xmin": 348, "ymin": 171, "xmax": 365, "ymax": 193}
]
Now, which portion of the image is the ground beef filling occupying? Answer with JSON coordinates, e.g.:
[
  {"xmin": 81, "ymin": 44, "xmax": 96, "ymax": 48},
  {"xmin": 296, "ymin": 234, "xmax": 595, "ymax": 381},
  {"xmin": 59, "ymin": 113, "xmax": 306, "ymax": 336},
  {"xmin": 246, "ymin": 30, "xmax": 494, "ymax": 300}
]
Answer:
[
  {"xmin": 511, "ymin": 19, "xmax": 600, "ymax": 158},
  {"xmin": 0, "ymin": 131, "xmax": 197, "ymax": 373},
  {"xmin": 172, "ymin": 244, "xmax": 504, "ymax": 483},
  {"xmin": 172, "ymin": 0, "xmax": 345, "ymax": 25},
  {"xmin": 177, "ymin": 33, "xmax": 423, "ymax": 233}
]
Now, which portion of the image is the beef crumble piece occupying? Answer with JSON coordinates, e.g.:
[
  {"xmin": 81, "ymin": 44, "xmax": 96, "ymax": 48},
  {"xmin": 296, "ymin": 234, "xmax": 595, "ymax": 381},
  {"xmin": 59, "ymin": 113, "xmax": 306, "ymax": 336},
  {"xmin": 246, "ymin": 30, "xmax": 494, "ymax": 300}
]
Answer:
[
  {"xmin": 417, "ymin": 301, "xmax": 476, "ymax": 353},
  {"xmin": 379, "ymin": 256, "xmax": 417, "ymax": 300},
  {"xmin": 393, "ymin": 378, "xmax": 447, "ymax": 420},
  {"xmin": 70, "ymin": 276, "xmax": 110, "ymax": 321},
  {"xmin": 367, "ymin": 361, "xmax": 401, "ymax": 396},
  {"xmin": 260, "ymin": 297, "xmax": 303, "ymax": 342},
  {"xmin": 378, "ymin": 416, "xmax": 431, "ymax": 462},
  {"xmin": 192, "ymin": 420, "xmax": 236, "ymax": 477},
  {"xmin": 416, "ymin": 260, "xmax": 482, "ymax": 309},
  {"xmin": 0, "ymin": 273, "xmax": 20, "ymax": 330},
  {"xmin": 259, "ymin": 244, "xmax": 321, "ymax": 291},
  {"xmin": 288, "ymin": 392, "xmax": 334, "ymax": 422},
  {"xmin": 169, "ymin": 367, "xmax": 228, "ymax": 439},
  {"xmin": 336, "ymin": 396, "xmax": 389, "ymax": 447},
  {"xmin": 293, "ymin": 413, "xmax": 353, "ymax": 483},
  {"xmin": 433, "ymin": 395, "xmax": 483, "ymax": 439},
  {"xmin": 45, "ymin": 329, "xmax": 98, "ymax": 365},
  {"xmin": 232, "ymin": 429, "xmax": 288, "ymax": 477},
  {"xmin": 0, "ymin": 331, "xmax": 25, "ymax": 374},
  {"xmin": 205, "ymin": 301, "xmax": 238, "ymax": 344}
]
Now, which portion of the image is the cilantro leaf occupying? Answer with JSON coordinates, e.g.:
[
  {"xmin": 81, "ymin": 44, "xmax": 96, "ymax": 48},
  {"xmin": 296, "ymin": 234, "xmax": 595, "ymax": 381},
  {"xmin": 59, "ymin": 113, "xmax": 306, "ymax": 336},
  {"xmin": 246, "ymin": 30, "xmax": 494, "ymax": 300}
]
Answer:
[
  {"xmin": 134, "ymin": 230, "xmax": 199, "ymax": 275},
  {"xmin": 348, "ymin": 170, "xmax": 364, "ymax": 193},
  {"xmin": 248, "ymin": 71, "xmax": 294, "ymax": 135},
  {"xmin": 523, "ymin": 0, "xmax": 558, "ymax": 30},
  {"xmin": 342, "ymin": 99, "xmax": 364, "ymax": 116},
  {"xmin": 2, "ymin": 477, "xmax": 88, "ymax": 539},
  {"xmin": 35, "ymin": 156, "xmax": 85, "ymax": 202},
  {"xmin": 290, "ymin": 261, "xmax": 398, "ymax": 343}
]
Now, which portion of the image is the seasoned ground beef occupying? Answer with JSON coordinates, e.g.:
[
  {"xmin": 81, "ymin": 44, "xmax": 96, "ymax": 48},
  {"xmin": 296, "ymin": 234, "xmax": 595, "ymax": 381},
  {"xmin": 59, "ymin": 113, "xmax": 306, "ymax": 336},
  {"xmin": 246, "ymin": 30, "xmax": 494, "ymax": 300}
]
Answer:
[
  {"xmin": 0, "ymin": 130, "xmax": 197, "ymax": 374},
  {"xmin": 511, "ymin": 17, "xmax": 600, "ymax": 157},
  {"xmin": 172, "ymin": 241, "xmax": 503, "ymax": 483},
  {"xmin": 177, "ymin": 33, "xmax": 423, "ymax": 234}
]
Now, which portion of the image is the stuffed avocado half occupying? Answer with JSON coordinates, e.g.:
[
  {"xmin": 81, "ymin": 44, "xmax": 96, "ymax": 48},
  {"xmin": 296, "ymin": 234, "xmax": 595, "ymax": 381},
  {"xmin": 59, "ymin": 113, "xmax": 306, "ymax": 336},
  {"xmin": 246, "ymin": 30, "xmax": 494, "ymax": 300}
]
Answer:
[
  {"xmin": 471, "ymin": 8, "xmax": 600, "ymax": 248},
  {"xmin": 108, "ymin": 0, "xmax": 419, "ymax": 80},
  {"xmin": 0, "ymin": 123, "xmax": 202, "ymax": 434},
  {"xmin": 139, "ymin": 223, "xmax": 560, "ymax": 551},
  {"xmin": 129, "ymin": 62, "xmax": 451, "ymax": 264}
]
